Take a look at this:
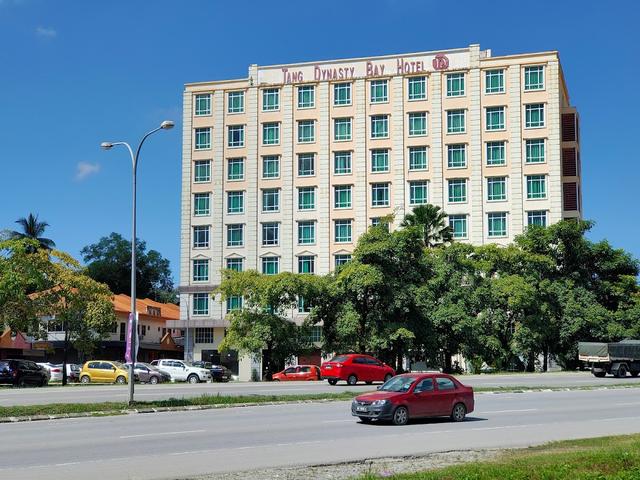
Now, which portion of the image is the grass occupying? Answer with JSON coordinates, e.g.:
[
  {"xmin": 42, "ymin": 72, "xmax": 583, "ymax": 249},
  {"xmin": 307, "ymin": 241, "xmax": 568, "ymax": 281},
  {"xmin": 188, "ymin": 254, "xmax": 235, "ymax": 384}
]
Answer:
[
  {"xmin": 0, "ymin": 391, "xmax": 357, "ymax": 418},
  {"xmin": 358, "ymin": 434, "xmax": 640, "ymax": 479}
]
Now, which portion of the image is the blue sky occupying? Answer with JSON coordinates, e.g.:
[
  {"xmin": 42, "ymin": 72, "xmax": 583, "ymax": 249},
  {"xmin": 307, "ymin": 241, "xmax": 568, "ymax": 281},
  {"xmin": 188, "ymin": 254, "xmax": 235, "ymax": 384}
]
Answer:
[{"xmin": 1, "ymin": 0, "xmax": 638, "ymax": 284}]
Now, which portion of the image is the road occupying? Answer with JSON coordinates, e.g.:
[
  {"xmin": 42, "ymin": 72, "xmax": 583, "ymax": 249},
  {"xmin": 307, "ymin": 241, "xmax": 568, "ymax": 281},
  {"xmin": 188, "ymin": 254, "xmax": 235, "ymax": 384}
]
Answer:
[
  {"xmin": 0, "ymin": 371, "xmax": 637, "ymax": 406},
  {"xmin": 2, "ymin": 388, "xmax": 640, "ymax": 480}
]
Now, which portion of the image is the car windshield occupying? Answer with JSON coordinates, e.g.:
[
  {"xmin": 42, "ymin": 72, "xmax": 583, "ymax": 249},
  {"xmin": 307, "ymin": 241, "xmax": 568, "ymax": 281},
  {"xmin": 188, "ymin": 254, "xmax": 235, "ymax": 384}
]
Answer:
[
  {"xmin": 379, "ymin": 376, "xmax": 418, "ymax": 392},
  {"xmin": 329, "ymin": 355, "xmax": 349, "ymax": 363},
  {"xmin": 113, "ymin": 362, "xmax": 124, "ymax": 368}
]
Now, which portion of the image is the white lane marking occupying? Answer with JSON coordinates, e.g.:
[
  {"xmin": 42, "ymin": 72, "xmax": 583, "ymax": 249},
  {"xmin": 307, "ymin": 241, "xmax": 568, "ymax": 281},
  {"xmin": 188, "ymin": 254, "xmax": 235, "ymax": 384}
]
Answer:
[
  {"xmin": 482, "ymin": 409, "xmax": 539, "ymax": 414},
  {"xmin": 119, "ymin": 429, "xmax": 205, "ymax": 439},
  {"xmin": 322, "ymin": 419, "xmax": 354, "ymax": 423},
  {"xmin": 615, "ymin": 402, "xmax": 640, "ymax": 406}
]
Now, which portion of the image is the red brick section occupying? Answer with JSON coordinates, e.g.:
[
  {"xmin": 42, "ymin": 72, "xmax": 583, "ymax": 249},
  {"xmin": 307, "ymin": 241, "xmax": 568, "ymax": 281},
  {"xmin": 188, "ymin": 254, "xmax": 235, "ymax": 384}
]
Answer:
[
  {"xmin": 563, "ymin": 182, "xmax": 578, "ymax": 211},
  {"xmin": 562, "ymin": 148, "xmax": 577, "ymax": 176},
  {"xmin": 562, "ymin": 113, "xmax": 576, "ymax": 142}
]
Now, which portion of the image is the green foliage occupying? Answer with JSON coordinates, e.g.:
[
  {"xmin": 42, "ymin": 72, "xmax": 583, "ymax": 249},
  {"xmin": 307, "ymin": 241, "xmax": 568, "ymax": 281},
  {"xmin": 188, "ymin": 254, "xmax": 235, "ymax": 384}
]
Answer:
[
  {"xmin": 400, "ymin": 204, "xmax": 452, "ymax": 248},
  {"xmin": 7, "ymin": 213, "xmax": 56, "ymax": 251}
]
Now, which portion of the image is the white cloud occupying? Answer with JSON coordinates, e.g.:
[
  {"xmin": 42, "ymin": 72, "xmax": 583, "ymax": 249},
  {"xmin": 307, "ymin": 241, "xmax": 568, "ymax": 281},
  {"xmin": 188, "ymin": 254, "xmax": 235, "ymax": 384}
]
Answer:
[
  {"xmin": 35, "ymin": 26, "xmax": 57, "ymax": 38},
  {"xmin": 75, "ymin": 162, "xmax": 101, "ymax": 181}
]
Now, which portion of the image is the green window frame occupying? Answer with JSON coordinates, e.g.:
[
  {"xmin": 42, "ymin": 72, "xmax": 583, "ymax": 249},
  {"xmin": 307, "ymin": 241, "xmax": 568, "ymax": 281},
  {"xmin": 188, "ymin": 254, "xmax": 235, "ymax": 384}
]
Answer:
[
  {"xmin": 308, "ymin": 325, "xmax": 322, "ymax": 340},
  {"xmin": 527, "ymin": 175, "xmax": 547, "ymax": 199},
  {"xmin": 334, "ymin": 254, "xmax": 351, "ymax": 267},
  {"xmin": 228, "ymin": 125, "xmax": 244, "ymax": 148},
  {"xmin": 527, "ymin": 210, "xmax": 547, "ymax": 227},
  {"xmin": 192, "ymin": 259, "xmax": 209, "ymax": 282},
  {"xmin": 408, "ymin": 112, "xmax": 427, "ymax": 136},
  {"xmin": 262, "ymin": 155, "xmax": 279, "ymax": 178},
  {"xmin": 226, "ymin": 257, "xmax": 244, "ymax": 272},
  {"xmin": 334, "ymin": 82, "xmax": 352, "ymax": 106},
  {"xmin": 334, "ymin": 151, "xmax": 352, "ymax": 174},
  {"xmin": 298, "ymin": 120, "xmax": 315, "ymax": 143},
  {"xmin": 261, "ymin": 256, "xmax": 279, "ymax": 275},
  {"xmin": 262, "ymin": 88, "xmax": 279, "ymax": 111},
  {"xmin": 193, "ymin": 225, "xmax": 210, "ymax": 248},
  {"xmin": 371, "ymin": 115, "xmax": 389, "ymax": 139},
  {"xmin": 298, "ymin": 297, "xmax": 312, "ymax": 314},
  {"xmin": 525, "ymin": 139, "xmax": 545, "ymax": 163},
  {"xmin": 192, "ymin": 293, "xmax": 209, "ymax": 315},
  {"xmin": 226, "ymin": 224, "xmax": 243, "ymax": 247},
  {"xmin": 262, "ymin": 188, "xmax": 280, "ymax": 212},
  {"xmin": 448, "ymin": 215, "xmax": 467, "ymax": 239},
  {"xmin": 408, "ymin": 76, "xmax": 426, "ymax": 100},
  {"xmin": 227, "ymin": 91, "xmax": 244, "ymax": 113},
  {"xmin": 262, "ymin": 123, "xmax": 280, "ymax": 145},
  {"xmin": 227, "ymin": 191, "xmax": 244, "ymax": 214},
  {"xmin": 487, "ymin": 177, "xmax": 507, "ymax": 201},
  {"xmin": 370, "ymin": 79, "xmax": 388, "ymax": 103},
  {"xmin": 486, "ymin": 106, "xmax": 505, "ymax": 131},
  {"xmin": 447, "ymin": 110, "xmax": 465, "ymax": 134},
  {"xmin": 408, "ymin": 147, "xmax": 428, "ymax": 171},
  {"xmin": 297, "ymin": 85, "xmax": 315, "ymax": 108},
  {"xmin": 334, "ymin": 118, "xmax": 352, "ymax": 141},
  {"xmin": 227, "ymin": 158, "xmax": 244, "ymax": 180},
  {"xmin": 195, "ymin": 94, "xmax": 211, "ymax": 116},
  {"xmin": 298, "ymin": 256, "xmax": 315, "ymax": 274},
  {"xmin": 298, "ymin": 221, "xmax": 315, "ymax": 245},
  {"xmin": 409, "ymin": 181, "xmax": 428, "ymax": 205},
  {"xmin": 525, "ymin": 103, "xmax": 545, "ymax": 128},
  {"xmin": 447, "ymin": 144, "xmax": 466, "ymax": 168},
  {"xmin": 334, "ymin": 185, "xmax": 352, "ymax": 209},
  {"xmin": 194, "ymin": 160, "xmax": 211, "ymax": 183},
  {"xmin": 524, "ymin": 66, "xmax": 544, "ymax": 91},
  {"xmin": 193, "ymin": 193, "xmax": 210, "ymax": 216},
  {"xmin": 446, "ymin": 73, "xmax": 465, "ymax": 97},
  {"xmin": 485, "ymin": 69, "xmax": 504, "ymax": 94},
  {"xmin": 297, "ymin": 153, "xmax": 315, "ymax": 176},
  {"xmin": 194, "ymin": 128, "xmax": 211, "ymax": 150},
  {"xmin": 226, "ymin": 295, "xmax": 243, "ymax": 312},
  {"xmin": 448, "ymin": 179, "xmax": 467, "ymax": 203},
  {"xmin": 486, "ymin": 142, "xmax": 506, "ymax": 166},
  {"xmin": 334, "ymin": 219, "xmax": 352, "ymax": 243},
  {"xmin": 371, "ymin": 183, "xmax": 389, "ymax": 207},
  {"xmin": 261, "ymin": 222, "xmax": 279, "ymax": 246},
  {"xmin": 488, "ymin": 212, "xmax": 507, "ymax": 238},
  {"xmin": 298, "ymin": 186, "xmax": 315, "ymax": 210},
  {"xmin": 371, "ymin": 149, "xmax": 389, "ymax": 173}
]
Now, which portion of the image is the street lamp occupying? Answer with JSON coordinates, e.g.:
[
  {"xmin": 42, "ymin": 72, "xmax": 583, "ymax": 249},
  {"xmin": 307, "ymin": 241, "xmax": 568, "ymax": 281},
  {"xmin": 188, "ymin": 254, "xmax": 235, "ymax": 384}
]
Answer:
[{"xmin": 101, "ymin": 120, "xmax": 174, "ymax": 405}]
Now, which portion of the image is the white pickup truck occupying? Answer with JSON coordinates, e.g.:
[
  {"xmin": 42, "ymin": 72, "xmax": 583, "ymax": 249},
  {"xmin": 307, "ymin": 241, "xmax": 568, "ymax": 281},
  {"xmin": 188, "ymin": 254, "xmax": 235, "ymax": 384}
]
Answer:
[{"xmin": 151, "ymin": 359, "xmax": 212, "ymax": 384}]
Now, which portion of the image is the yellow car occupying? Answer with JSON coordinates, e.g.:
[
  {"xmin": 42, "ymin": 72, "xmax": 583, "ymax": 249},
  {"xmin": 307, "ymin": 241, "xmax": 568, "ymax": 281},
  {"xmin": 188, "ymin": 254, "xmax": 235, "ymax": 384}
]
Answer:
[{"xmin": 79, "ymin": 361, "xmax": 129, "ymax": 384}]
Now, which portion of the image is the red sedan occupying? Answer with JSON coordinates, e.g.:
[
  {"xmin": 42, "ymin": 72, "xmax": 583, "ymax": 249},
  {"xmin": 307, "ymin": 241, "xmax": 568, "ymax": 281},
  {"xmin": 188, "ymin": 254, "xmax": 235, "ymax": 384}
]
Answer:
[
  {"xmin": 351, "ymin": 373, "xmax": 474, "ymax": 425},
  {"xmin": 321, "ymin": 354, "xmax": 395, "ymax": 386},
  {"xmin": 272, "ymin": 365, "xmax": 321, "ymax": 381}
]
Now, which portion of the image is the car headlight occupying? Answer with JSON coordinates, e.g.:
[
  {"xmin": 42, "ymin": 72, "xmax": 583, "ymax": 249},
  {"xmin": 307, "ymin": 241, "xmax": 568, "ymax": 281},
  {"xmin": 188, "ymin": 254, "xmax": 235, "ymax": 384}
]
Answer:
[{"xmin": 371, "ymin": 400, "xmax": 388, "ymax": 406}]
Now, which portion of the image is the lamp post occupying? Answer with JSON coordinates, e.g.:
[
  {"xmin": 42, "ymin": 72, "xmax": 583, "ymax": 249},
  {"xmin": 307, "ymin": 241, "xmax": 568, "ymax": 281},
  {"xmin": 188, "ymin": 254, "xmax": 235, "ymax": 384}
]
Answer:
[{"xmin": 101, "ymin": 120, "xmax": 174, "ymax": 405}]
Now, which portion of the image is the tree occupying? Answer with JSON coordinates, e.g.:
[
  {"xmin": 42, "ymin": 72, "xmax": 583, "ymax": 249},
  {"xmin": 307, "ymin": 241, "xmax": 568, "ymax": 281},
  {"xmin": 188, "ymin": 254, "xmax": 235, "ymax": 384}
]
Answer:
[
  {"xmin": 81, "ymin": 233, "xmax": 176, "ymax": 303},
  {"xmin": 400, "ymin": 204, "xmax": 452, "ymax": 248},
  {"xmin": 9, "ymin": 213, "xmax": 55, "ymax": 251}
]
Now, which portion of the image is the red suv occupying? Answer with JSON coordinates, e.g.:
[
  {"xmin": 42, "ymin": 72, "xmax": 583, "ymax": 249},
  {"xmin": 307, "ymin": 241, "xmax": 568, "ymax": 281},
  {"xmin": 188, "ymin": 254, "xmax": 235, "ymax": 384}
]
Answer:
[{"xmin": 321, "ymin": 354, "xmax": 395, "ymax": 386}]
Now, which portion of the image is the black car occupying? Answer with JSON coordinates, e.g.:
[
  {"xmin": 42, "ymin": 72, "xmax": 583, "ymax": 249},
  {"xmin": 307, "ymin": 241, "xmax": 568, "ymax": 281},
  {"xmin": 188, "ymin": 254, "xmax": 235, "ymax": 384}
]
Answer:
[
  {"xmin": 0, "ymin": 359, "xmax": 49, "ymax": 387},
  {"xmin": 193, "ymin": 361, "xmax": 232, "ymax": 382}
]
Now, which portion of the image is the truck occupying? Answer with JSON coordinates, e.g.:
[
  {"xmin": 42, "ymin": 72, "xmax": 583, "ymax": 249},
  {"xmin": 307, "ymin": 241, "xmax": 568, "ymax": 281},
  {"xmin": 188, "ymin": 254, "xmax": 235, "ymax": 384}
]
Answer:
[{"xmin": 578, "ymin": 340, "xmax": 640, "ymax": 378}]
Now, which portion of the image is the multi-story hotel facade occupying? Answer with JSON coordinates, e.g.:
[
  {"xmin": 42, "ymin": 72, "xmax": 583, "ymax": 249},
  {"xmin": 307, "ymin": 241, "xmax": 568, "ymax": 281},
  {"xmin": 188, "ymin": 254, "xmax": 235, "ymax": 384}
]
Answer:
[{"xmin": 173, "ymin": 44, "xmax": 582, "ymax": 379}]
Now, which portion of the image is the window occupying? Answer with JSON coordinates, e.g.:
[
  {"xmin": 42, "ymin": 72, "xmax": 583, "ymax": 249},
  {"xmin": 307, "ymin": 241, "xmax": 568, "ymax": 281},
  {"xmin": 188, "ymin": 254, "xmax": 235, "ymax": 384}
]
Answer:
[
  {"xmin": 334, "ymin": 219, "xmax": 352, "ymax": 243},
  {"xmin": 262, "ymin": 155, "xmax": 279, "ymax": 178},
  {"xmin": 298, "ymin": 186, "xmax": 316, "ymax": 210},
  {"xmin": 298, "ymin": 85, "xmax": 315, "ymax": 108},
  {"xmin": 226, "ymin": 257, "xmax": 244, "ymax": 272},
  {"xmin": 447, "ymin": 110, "xmax": 465, "ymax": 134},
  {"xmin": 298, "ymin": 221, "xmax": 315, "ymax": 244},
  {"xmin": 488, "ymin": 212, "xmax": 507, "ymax": 237},
  {"xmin": 370, "ymin": 79, "xmax": 388, "ymax": 103},
  {"xmin": 447, "ymin": 144, "xmax": 466, "ymax": 168},
  {"xmin": 193, "ymin": 225, "xmax": 210, "ymax": 248},
  {"xmin": 194, "ymin": 128, "xmax": 211, "ymax": 150},
  {"xmin": 487, "ymin": 177, "xmax": 507, "ymax": 201},
  {"xmin": 193, "ymin": 293, "xmax": 209, "ymax": 315},
  {"xmin": 414, "ymin": 378, "xmax": 434, "ymax": 393},
  {"xmin": 227, "ymin": 158, "xmax": 244, "ymax": 180},
  {"xmin": 194, "ymin": 160, "xmax": 211, "ymax": 183},
  {"xmin": 449, "ymin": 215, "xmax": 468, "ymax": 239},
  {"xmin": 486, "ymin": 142, "xmax": 506, "ymax": 166},
  {"xmin": 371, "ymin": 183, "xmax": 390, "ymax": 207},
  {"xmin": 409, "ymin": 112, "xmax": 427, "ymax": 136},
  {"xmin": 308, "ymin": 326, "xmax": 322, "ymax": 341},
  {"xmin": 448, "ymin": 179, "xmax": 467, "ymax": 203},
  {"xmin": 262, "ymin": 188, "xmax": 280, "ymax": 212},
  {"xmin": 525, "ymin": 139, "xmax": 545, "ymax": 163},
  {"xmin": 262, "ymin": 122, "xmax": 279, "ymax": 145},
  {"xmin": 227, "ymin": 191, "xmax": 244, "ymax": 214},
  {"xmin": 408, "ymin": 76, "xmax": 426, "ymax": 100},
  {"xmin": 371, "ymin": 115, "xmax": 389, "ymax": 138},
  {"xmin": 335, "ymin": 254, "xmax": 351, "ymax": 267},
  {"xmin": 262, "ymin": 88, "xmax": 279, "ymax": 111},
  {"xmin": 436, "ymin": 377, "xmax": 456, "ymax": 391},
  {"xmin": 226, "ymin": 224, "xmax": 243, "ymax": 246},
  {"xmin": 446, "ymin": 73, "xmax": 465, "ymax": 97},
  {"xmin": 298, "ymin": 256, "xmax": 315, "ymax": 274},
  {"xmin": 192, "ymin": 259, "xmax": 209, "ymax": 282},
  {"xmin": 409, "ymin": 147, "xmax": 428, "ymax": 171},
  {"xmin": 527, "ymin": 210, "xmax": 547, "ymax": 227},
  {"xmin": 262, "ymin": 256, "xmax": 279, "ymax": 275},
  {"xmin": 334, "ymin": 118, "xmax": 352, "ymax": 141},
  {"xmin": 262, "ymin": 222, "xmax": 279, "ymax": 246},
  {"xmin": 298, "ymin": 297, "xmax": 312, "ymax": 314},
  {"xmin": 334, "ymin": 185, "xmax": 352, "ymax": 208},
  {"xmin": 228, "ymin": 91, "xmax": 244, "ymax": 113},
  {"xmin": 371, "ymin": 217, "xmax": 389, "ymax": 230},
  {"xmin": 485, "ymin": 69, "xmax": 504, "ymax": 94},
  {"xmin": 371, "ymin": 149, "xmax": 389, "ymax": 173},
  {"xmin": 195, "ymin": 328, "xmax": 213, "ymax": 344},
  {"xmin": 298, "ymin": 153, "xmax": 315, "ymax": 176},
  {"xmin": 527, "ymin": 175, "xmax": 547, "ymax": 199},
  {"xmin": 228, "ymin": 125, "xmax": 244, "ymax": 147},
  {"xmin": 226, "ymin": 296, "xmax": 243, "ymax": 312},
  {"xmin": 524, "ymin": 65, "xmax": 544, "ymax": 91},
  {"xmin": 486, "ymin": 106, "xmax": 505, "ymax": 130},
  {"xmin": 334, "ymin": 151, "xmax": 352, "ymax": 174},
  {"xmin": 409, "ymin": 181, "xmax": 428, "ymax": 205},
  {"xmin": 195, "ymin": 94, "xmax": 211, "ymax": 116},
  {"xmin": 194, "ymin": 193, "xmax": 210, "ymax": 216},
  {"xmin": 334, "ymin": 82, "xmax": 351, "ymax": 106},
  {"xmin": 298, "ymin": 120, "xmax": 315, "ymax": 143},
  {"xmin": 525, "ymin": 103, "xmax": 545, "ymax": 128}
]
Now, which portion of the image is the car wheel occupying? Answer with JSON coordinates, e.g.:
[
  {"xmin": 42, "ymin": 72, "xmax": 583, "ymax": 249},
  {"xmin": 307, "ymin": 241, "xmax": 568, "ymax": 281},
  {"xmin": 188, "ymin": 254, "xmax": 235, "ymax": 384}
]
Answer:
[
  {"xmin": 618, "ymin": 366, "xmax": 627, "ymax": 378},
  {"xmin": 149, "ymin": 376, "xmax": 159, "ymax": 385},
  {"xmin": 359, "ymin": 417, "xmax": 372, "ymax": 424},
  {"xmin": 272, "ymin": 379, "xmax": 280, "ymax": 382},
  {"xmin": 115, "ymin": 375, "xmax": 126, "ymax": 385},
  {"xmin": 40, "ymin": 377, "xmax": 48, "ymax": 387},
  {"xmin": 631, "ymin": 371, "xmax": 639, "ymax": 378},
  {"xmin": 80, "ymin": 375, "xmax": 90, "ymax": 384},
  {"xmin": 451, "ymin": 402, "xmax": 467, "ymax": 422},
  {"xmin": 17, "ymin": 378, "xmax": 27, "ymax": 388},
  {"xmin": 384, "ymin": 373, "xmax": 393, "ymax": 383},
  {"xmin": 593, "ymin": 371, "xmax": 606, "ymax": 378},
  {"xmin": 392, "ymin": 406, "xmax": 409, "ymax": 426},
  {"xmin": 187, "ymin": 374, "xmax": 199, "ymax": 384},
  {"xmin": 365, "ymin": 381, "xmax": 373, "ymax": 385},
  {"xmin": 328, "ymin": 379, "xmax": 338, "ymax": 385},
  {"xmin": 347, "ymin": 375, "xmax": 358, "ymax": 386}
]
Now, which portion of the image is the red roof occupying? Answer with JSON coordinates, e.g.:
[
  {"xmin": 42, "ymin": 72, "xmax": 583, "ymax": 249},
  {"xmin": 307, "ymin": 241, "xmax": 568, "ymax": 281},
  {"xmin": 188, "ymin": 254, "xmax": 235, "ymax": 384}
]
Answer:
[{"xmin": 111, "ymin": 294, "xmax": 179, "ymax": 320}]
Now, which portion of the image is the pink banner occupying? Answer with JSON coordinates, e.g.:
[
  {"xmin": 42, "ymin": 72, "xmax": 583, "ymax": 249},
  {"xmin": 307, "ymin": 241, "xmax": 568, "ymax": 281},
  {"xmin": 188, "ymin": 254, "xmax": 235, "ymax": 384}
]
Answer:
[{"xmin": 125, "ymin": 313, "xmax": 133, "ymax": 363}]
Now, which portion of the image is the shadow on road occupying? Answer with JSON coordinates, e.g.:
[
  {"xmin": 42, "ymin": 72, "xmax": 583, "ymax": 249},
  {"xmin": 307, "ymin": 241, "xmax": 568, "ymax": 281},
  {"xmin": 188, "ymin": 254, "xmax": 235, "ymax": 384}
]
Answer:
[{"xmin": 359, "ymin": 416, "xmax": 488, "ymax": 426}]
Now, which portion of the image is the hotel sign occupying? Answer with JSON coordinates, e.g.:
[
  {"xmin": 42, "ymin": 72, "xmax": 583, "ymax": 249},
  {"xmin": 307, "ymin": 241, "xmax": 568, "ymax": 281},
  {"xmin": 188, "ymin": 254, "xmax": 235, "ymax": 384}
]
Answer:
[{"xmin": 257, "ymin": 51, "xmax": 469, "ymax": 86}]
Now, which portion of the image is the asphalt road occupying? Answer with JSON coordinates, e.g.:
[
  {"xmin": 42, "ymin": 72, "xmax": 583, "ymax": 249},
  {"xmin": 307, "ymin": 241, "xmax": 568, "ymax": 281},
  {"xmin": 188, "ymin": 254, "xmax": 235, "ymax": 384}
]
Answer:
[
  {"xmin": 1, "ymin": 371, "xmax": 638, "ymax": 406},
  {"xmin": 2, "ymin": 388, "xmax": 640, "ymax": 480}
]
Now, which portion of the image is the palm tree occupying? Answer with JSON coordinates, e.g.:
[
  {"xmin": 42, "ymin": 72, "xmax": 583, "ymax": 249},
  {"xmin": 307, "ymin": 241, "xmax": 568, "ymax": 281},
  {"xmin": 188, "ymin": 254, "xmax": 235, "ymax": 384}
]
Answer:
[
  {"xmin": 401, "ymin": 204, "xmax": 452, "ymax": 248},
  {"xmin": 10, "ymin": 213, "xmax": 56, "ymax": 251}
]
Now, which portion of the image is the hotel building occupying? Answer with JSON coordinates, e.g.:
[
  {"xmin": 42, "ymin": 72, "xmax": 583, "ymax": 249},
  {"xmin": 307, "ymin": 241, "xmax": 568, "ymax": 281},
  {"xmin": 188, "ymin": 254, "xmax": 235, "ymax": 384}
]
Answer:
[{"xmin": 174, "ymin": 44, "xmax": 582, "ymax": 378}]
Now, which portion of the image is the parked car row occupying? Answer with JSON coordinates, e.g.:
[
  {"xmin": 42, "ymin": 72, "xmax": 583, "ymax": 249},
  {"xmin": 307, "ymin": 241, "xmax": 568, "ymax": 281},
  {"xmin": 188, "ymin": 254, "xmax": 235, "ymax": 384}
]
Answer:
[
  {"xmin": 37, "ymin": 362, "xmax": 81, "ymax": 383},
  {"xmin": 0, "ymin": 359, "xmax": 49, "ymax": 387}
]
